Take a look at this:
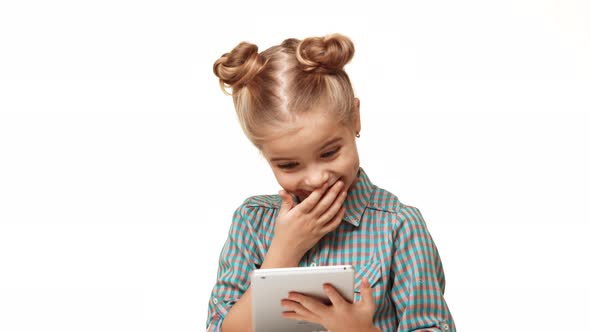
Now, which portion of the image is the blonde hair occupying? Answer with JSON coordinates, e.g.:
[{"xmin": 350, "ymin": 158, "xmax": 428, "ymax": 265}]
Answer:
[{"xmin": 213, "ymin": 33, "xmax": 356, "ymax": 148}]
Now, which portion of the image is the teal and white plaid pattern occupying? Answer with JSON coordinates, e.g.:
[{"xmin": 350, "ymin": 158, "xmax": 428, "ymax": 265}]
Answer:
[{"xmin": 206, "ymin": 167, "xmax": 455, "ymax": 331}]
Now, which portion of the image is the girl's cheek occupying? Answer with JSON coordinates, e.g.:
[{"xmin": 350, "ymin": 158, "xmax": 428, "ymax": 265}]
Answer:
[{"xmin": 279, "ymin": 178, "xmax": 298, "ymax": 193}]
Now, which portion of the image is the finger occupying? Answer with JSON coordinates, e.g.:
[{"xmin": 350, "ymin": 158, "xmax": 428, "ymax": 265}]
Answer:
[
  {"xmin": 281, "ymin": 310, "xmax": 321, "ymax": 325},
  {"xmin": 287, "ymin": 292, "xmax": 328, "ymax": 316},
  {"xmin": 360, "ymin": 277, "xmax": 375, "ymax": 306},
  {"xmin": 319, "ymin": 205, "xmax": 345, "ymax": 234},
  {"xmin": 310, "ymin": 180, "xmax": 344, "ymax": 217},
  {"xmin": 315, "ymin": 189, "xmax": 347, "ymax": 226},
  {"xmin": 281, "ymin": 299, "xmax": 315, "ymax": 318},
  {"xmin": 323, "ymin": 283, "xmax": 348, "ymax": 307},
  {"xmin": 281, "ymin": 311, "xmax": 306, "ymax": 321},
  {"xmin": 295, "ymin": 181, "xmax": 330, "ymax": 213},
  {"xmin": 278, "ymin": 190, "xmax": 295, "ymax": 216}
]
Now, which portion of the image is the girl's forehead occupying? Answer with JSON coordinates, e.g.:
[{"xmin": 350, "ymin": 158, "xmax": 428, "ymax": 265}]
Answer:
[{"xmin": 260, "ymin": 111, "xmax": 351, "ymax": 156}]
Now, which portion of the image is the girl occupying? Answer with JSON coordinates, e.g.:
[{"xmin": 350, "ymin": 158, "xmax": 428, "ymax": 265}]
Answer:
[{"xmin": 206, "ymin": 33, "xmax": 455, "ymax": 332}]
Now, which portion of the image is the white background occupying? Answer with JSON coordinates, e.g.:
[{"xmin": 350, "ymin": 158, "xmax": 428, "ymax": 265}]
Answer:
[{"xmin": 1, "ymin": 0, "xmax": 589, "ymax": 331}]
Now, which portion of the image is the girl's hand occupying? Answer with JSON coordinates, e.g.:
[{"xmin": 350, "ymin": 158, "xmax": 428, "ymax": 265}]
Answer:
[
  {"xmin": 272, "ymin": 180, "xmax": 347, "ymax": 262},
  {"xmin": 281, "ymin": 277, "xmax": 379, "ymax": 332}
]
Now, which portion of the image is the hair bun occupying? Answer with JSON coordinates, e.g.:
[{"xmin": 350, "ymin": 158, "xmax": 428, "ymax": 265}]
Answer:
[
  {"xmin": 296, "ymin": 33, "xmax": 355, "ymax": 74},
  {"xmin": 213, "ymin": 42, "xmax": 265, "ymax": 93}
]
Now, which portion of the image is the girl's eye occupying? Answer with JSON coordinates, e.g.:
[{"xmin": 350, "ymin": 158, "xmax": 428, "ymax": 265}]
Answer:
[
  {"xmin": 277, "ymin": 162, "xmax": 298, "ymax": 169},
  {"xmin": 321, "ymin": 147, "xmax": 340, "ymax": 158}
]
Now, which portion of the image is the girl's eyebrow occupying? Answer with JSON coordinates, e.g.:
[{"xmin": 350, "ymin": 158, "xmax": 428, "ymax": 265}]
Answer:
[
  {"xmin": 318, "ymin": 137, "xmax": 343, "ymax": 150},
  {"xmin": 269, "ymin": 137, "xmax": 343, "ymax": 162}
]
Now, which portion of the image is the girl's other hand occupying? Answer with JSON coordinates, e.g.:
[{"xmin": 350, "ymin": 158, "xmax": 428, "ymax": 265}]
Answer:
[
  {"xmin": 281, "ymin": 277, "xmax": 380, "ymax": 332},
  {"xmin": 272, "ymin": 179, "xmax": 347, "ymax": 262}
]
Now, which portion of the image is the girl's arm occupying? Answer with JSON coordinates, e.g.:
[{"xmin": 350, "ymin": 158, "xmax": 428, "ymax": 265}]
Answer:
[
  {"xmin": 207, "ymin": 204, "xmax": 308, "ymax": 332},
  {"xmin": 391, "ymin": 206, "xmax": 455, "ymax": 332},
  {"xmin": 206, "ymin": 204, "xmax": 262, "ymax": 332},
  {"xmin": 220, "ymin": 243, "xmax": 301, "ymax": 332}
]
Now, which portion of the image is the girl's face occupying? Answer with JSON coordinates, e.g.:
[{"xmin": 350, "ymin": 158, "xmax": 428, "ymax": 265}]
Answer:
[{"xmin": 260, "ymin": 101, "xmax": 361, "ymax": 202}]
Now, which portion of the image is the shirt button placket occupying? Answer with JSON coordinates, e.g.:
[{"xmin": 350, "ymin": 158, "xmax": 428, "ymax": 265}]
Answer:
[{"xmin": 308, "ymin": 246, "xmax": 319, "ymax": 267}]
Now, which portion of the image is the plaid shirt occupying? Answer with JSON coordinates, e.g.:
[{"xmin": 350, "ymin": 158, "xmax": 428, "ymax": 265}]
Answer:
[{"xmin": 206, "ymin": 167, "xmax": 455, "ymax": 331}]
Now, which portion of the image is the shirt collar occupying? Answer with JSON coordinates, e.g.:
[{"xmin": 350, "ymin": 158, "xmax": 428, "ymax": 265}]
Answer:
[{"xmin": 342, "ymin": 167, "xmax": 375, "ymax": 227}]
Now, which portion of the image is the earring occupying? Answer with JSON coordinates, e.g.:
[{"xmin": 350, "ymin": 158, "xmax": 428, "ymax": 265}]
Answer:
[{"xmin": 355, "ymin": 133, "xmax": 360, "ymax": 138}]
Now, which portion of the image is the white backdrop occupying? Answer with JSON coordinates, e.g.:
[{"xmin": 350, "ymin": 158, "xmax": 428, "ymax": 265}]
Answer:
[{"xmin": 1, "ymin": 1, "xmax": 589, "ymax": 331}]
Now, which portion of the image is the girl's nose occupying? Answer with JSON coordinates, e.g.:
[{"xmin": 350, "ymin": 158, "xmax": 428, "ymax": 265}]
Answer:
[{"xmin": 303, "ymin": 169, "xmax": 330, "ymax": 189}]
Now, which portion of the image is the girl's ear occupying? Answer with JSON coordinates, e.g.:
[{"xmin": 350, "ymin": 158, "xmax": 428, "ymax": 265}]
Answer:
[{"xmin": 353, "ymin": 98, "xmax": 361, "ymax": 135}]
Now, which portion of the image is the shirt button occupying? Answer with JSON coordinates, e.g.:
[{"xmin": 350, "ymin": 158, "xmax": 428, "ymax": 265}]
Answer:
[
  {"xmin": 213, "ymin": 298, "xmax": 218, "ymax": 304},
  {"xmin": 310, "ymin": 262, "xmax": 316, "ymax": 267},
  {"xmin": 442, "ymin": 323, "xmax": 449, "ymax": 330}
]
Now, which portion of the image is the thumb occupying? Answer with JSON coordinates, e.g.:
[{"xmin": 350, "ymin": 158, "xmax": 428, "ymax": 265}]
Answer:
[
  {"xmin": 278, "ymin": 190, "xmax": 294, "ymax": 214},
  {"xmin": 359, "ymin": 277, "xmax": 375, "ymax": 306}
]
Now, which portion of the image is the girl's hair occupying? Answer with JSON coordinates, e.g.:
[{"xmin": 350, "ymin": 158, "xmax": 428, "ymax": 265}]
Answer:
[{"xmin": 213, "ymin": 33, "xmax": 356, "ymax": 148}]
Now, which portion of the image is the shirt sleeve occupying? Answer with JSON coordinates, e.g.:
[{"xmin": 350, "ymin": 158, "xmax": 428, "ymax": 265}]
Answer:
[
  {"xmin": 390, "ymin": 206, "xmax": 456, "ymax": 332},
  {"xmin": 206, "ymin": 203, "xmax": 263, "ymax": 331}
]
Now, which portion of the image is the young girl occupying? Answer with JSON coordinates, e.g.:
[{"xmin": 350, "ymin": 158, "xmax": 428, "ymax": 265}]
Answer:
[{"xmin": 207, "ymin": 33, "xmax": 455, "ymax": 332}]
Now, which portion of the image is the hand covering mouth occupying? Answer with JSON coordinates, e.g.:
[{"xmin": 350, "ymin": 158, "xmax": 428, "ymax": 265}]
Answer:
[
  {"xmin": 294, "ymin": 177, "xmax": 342, "ymax": 201},
  {"xmin": 294, "ymin": 190, "xmax": 311, "ymax": 201}
]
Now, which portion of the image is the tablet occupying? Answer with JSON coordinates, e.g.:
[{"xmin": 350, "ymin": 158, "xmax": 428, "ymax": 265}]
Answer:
[{"xmin": 251, "ymin": 265, "xmax": 355, "ymax": 332}]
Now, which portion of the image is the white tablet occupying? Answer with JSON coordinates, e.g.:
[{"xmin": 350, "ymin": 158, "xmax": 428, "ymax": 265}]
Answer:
[{"xmin": 251, "ymin": 265, "xmax": 355, "ymax": 332}]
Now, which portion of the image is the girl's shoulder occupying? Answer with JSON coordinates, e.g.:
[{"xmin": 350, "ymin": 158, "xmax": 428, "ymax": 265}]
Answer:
[
  {"xmin": 226, "ymin": 195, "xmax": 281, "ymax": 224},
  {"xmin": 228, "ymin": 195, "xmax": 281, "ymax": 228},
  {"xmin": 353, "ymin": 167, "xmax": 424, "ymax": 220},
  {"xmin": 367, "ymin": 185, "xmax": 402, "ymax": 213},
  {"xmin": 368, "ymin": 184, "xmax": 425, "ymax": 223},
  {"xmin": 240, "ymin": 194, "xmax": 282, "ymax": 209}
]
